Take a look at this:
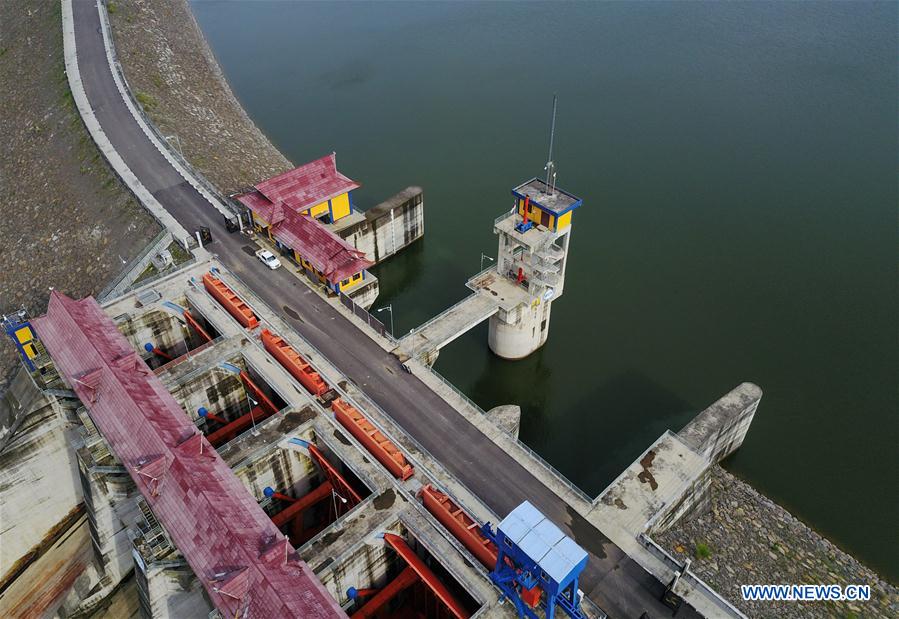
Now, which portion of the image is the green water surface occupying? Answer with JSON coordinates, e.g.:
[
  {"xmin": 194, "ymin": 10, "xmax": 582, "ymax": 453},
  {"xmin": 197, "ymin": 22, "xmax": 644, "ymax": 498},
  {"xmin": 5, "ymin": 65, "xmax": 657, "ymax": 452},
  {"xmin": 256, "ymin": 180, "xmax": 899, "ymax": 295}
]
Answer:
[{"xmin": 191, "ymin": 0, "xmax": 898, "ymax": 581}]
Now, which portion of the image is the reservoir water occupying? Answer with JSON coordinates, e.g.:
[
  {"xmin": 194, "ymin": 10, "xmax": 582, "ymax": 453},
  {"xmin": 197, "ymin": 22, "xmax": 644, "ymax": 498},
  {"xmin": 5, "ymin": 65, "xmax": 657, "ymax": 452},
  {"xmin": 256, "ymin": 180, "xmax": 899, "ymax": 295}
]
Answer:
[{"xmin": 190, "ymin": 0, "xmax": 898, "ymax": 581}]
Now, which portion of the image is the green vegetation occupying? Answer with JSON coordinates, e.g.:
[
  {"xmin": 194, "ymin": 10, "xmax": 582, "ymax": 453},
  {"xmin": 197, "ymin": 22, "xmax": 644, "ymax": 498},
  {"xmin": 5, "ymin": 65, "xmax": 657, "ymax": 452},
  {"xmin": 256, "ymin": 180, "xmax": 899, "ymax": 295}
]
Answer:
[
  {"xmin": 135, "ymin": 91, "xmax": 157, "ymax": 110},
  {"xmin": 694, "ymin": 541, "xmax": 712, "ymax": 560},
  {"xmin": 167, "ymin": 242, "xmax": 192, "ymax": 265},
  {"xmin": 107, "ymin": 2, "xmax": 118, "ymax": 14},
  {"xmin": 133, "ymin": 263, "xmax": 158, "ymax": 285}
]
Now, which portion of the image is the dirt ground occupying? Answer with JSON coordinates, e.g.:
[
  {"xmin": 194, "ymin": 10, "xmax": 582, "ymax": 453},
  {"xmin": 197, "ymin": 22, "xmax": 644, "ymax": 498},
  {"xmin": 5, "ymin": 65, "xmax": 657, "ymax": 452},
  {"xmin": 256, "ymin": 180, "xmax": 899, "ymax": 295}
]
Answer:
[
  {"xmin": 0, "ymin": 1, "xmax": 160, "ymax": 389},
  {"xmin": 108, "ymin": 0, "xmax": 293, "ymax": 194}
]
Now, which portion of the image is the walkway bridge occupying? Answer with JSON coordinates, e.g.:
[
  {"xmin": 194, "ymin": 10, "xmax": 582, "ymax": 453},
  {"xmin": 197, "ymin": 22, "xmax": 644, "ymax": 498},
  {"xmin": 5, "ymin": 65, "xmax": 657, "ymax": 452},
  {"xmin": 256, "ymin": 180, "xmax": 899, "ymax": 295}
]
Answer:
[{"xmin": 393, "ymin": 269, "xmax": 531, "ymax": 364}]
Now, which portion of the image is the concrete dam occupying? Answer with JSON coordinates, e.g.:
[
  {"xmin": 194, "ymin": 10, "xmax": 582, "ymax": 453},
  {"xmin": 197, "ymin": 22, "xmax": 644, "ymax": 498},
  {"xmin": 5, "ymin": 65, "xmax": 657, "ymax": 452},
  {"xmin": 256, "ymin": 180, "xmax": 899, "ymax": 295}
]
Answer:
[{"xmin": 0, "ymin": 1, "xmax": 783, "ymax": 618}]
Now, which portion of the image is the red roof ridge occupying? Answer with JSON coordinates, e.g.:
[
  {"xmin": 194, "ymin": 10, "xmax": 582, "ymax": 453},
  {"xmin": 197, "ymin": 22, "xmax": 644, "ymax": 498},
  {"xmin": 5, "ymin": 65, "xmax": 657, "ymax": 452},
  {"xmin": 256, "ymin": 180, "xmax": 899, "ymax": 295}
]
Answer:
[
  {"xmin": 238, "ymin": 153, "xmax": 361, "ymax": 218},
  {"xmin": 31, "ymin": 292, "xmax": 345, "ymax": 618}
]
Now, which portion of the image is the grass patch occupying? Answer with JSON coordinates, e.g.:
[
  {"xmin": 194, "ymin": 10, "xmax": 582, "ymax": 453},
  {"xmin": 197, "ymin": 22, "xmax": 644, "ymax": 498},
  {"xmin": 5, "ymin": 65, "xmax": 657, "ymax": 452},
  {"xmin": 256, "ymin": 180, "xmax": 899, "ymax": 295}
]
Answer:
[
  {"xmin": 107, "ymin": 2, "xmax": 118, "ymax": 14},
  {"xmin": 694, "ymin": 541, "xmax": 712, "ymax": 560},
  {"xmin": 0, "ymin": 47, "xmax": 8, "ymax": 59},
  {"xmin": 167, "ymin": 242, "xmax": 192, "ymax": 265},
  {"xmin": 135, "ymin": 91, "xmax": 157, "ymax": 110},
  {"xmin": 133, "ymin": 263, "xmax": 158, "ymax": 284}
]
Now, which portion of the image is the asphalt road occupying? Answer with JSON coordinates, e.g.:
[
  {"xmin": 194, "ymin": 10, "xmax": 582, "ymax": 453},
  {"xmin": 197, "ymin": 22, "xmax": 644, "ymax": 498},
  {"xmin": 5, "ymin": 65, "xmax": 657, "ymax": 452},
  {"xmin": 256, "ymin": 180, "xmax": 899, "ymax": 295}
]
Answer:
[{"xmin": 72, "ymin": 2, "xmax": 699, "ymax": 617}]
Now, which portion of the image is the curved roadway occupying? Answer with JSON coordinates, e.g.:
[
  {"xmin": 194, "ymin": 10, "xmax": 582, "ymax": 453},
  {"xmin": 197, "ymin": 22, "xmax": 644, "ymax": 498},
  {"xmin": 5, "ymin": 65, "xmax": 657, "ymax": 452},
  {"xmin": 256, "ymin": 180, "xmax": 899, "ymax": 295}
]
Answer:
[{"xmin": 71, "ymin": 2, "xmax": 698, "ymax": 617}]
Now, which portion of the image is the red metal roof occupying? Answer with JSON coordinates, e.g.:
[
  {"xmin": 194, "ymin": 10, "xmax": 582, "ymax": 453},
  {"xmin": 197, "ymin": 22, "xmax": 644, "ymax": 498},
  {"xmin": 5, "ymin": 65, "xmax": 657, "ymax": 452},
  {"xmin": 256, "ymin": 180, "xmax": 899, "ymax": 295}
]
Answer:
[
  {"xmin": 271, "ymin": 210, "xmax": 372, "ymax": 283},
  {"xmin": 32, "ymin": 292, "xmax": 345, "ymax": 619},
  {"xmin": 236, "ymin": 153, "xmax": 360, "ymax": 221}
]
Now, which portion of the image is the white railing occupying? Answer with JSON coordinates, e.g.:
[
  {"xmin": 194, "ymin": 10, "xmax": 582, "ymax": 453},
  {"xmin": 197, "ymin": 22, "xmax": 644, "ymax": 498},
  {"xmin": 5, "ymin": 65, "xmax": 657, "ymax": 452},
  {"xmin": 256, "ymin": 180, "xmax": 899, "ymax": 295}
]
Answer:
[
  {"xmin": 97, "ymin": 229, "xmax": 172, "ymax": 302},
  {"xmin": 638, "ymin": 534, "xmax": 747, "ymax": 618},
  {"xmin": 97, "ymin": 0, "xmax": 244, "ymax": 227},
  {"xmin": 494, "ymin": 209, "xmax": 516, "ymax": 226},
  {"xmin": 401, "ymin": 293, "xmax": 477, "ymax": 349}
]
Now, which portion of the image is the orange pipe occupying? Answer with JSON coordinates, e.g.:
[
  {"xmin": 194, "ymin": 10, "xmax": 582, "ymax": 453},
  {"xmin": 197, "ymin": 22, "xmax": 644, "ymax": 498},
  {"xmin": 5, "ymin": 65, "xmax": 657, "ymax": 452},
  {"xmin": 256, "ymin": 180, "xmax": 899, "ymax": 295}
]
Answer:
[
  {"xmin": 150, "ymin": 347, "xmax": 173, "ymax": 361},
  {"xmin": 307, "ymin": 444, "xmax": 363, "ymax": 507},
  {"xmin": 260, "ymin": 329, "xmax": 329, "ymax": 396},
  {"xmin": 201, "ymin": 373, "xmax": 280, "ymax": 446},
  {"xmin": 383, "ymin": 533, "xmax": 469, "ymax": 619},
  {"xmin": 351, "ymin": 566, "xmax": 419, "ymax": 618},
  {"xmin": 183, "ymin": 310, "xmax": 212, "ymax": 342},
  {"xmin": 202, "ymin": 273, "xmax": 259, "ymax": 329},
  {"xmin": 203, "ymin": 411, "xmax": 229, "ymax": 426},
  {"xmin": 271, "ymin": 481, "xmax": 333, "ymax": 529},
  {"xmin": 332, "ymin": 398, "xmax": 413, "ymax": 480},
  {"xmin": 420, "ymin": 485, "xmax": 497, "ymax": 570},
  {"xmin": 205, "ymin": 405, "xmax": 266, "ymax": 446},
  {"xmin": 522, "ymin": 195, "xmax": 530, "ymax": 225},
  {"xmin": 239, "ymin": 371, "xmax": 279, "ymax": 415}
]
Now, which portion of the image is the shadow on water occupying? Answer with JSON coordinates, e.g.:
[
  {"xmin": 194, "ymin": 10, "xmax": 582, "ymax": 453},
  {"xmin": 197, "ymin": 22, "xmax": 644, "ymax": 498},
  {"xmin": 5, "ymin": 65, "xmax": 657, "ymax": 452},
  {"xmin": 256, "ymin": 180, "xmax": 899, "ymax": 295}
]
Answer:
[
  {"xmin": 438, "ymin": 326, "xmax": 695, "ymax": 497},
  {"xmin": 523, "ymin": 368, "xmax": 694, "ymax": 497}
]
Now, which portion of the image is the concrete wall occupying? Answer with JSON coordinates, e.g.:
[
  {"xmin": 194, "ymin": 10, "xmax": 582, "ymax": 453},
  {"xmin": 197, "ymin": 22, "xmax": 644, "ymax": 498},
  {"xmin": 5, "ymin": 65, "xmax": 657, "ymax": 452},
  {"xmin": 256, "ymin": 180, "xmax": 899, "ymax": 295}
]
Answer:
[
  {"xmin": 168, "ymin": 359, "xmax": 246, "ymax": 424},
  {"xmin": 488, "ymin": 301, "xmax": 551, "ymax": 360},
  {"xmin": 644, "ymin": 383, "xmax": 763, "ymax": 535},
  {"xmin": 317, "ymin": 520, "xmax": 404, "ymax": 609},
  {"xmin": 339, "ymin": 187, "xmax": 424, "ymax": 264},
  {"xmin": 0, "ymin": 376, "xmax": 82, "ymax": 580},
  {"xmin": 76, "ymin": 452, "xmax": 142, "ymax": 592},
  {"xmin": 135, "ymin": 558, "xmax": 210, "ymax": 619},
  {"xmin": 232, "ymin": 441, "xmax": 318, "ymax": 501},
  {"xmin": 115, "ymin": 308, "xmax": 191, "ymax": 361},
  {"xmin": 678, "ymin": 382, "xmax": 762, "ymax": 464},
  {"xmin": 647, "ymin": 464, "xmax": 713, "ymax": 536},
  {"xmin": 346, "ymin": 278, "xmax": 380, "ymax": 311},
  {"xmin": 486, "ymin": 404, "xmax": 521, "ymax": 439}
]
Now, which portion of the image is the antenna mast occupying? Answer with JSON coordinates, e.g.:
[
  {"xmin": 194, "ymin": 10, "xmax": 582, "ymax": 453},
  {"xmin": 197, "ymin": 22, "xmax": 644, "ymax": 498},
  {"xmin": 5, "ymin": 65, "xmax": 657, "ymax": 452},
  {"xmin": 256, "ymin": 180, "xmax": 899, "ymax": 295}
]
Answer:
[{"xmin": 544, "ymin": 94, "xmax": 558, "ymax": 195}]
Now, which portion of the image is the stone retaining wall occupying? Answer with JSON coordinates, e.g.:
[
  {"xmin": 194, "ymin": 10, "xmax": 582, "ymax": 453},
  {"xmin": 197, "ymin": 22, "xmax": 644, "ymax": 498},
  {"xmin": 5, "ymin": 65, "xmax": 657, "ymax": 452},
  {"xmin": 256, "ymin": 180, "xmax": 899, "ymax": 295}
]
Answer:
[
  {"xmin": 655, "ymin": 466, "xmax": 898, "ymax": 618},
  {"xmin": 107, "ymin": 0, "xmax": 293, "ymax": 195}
]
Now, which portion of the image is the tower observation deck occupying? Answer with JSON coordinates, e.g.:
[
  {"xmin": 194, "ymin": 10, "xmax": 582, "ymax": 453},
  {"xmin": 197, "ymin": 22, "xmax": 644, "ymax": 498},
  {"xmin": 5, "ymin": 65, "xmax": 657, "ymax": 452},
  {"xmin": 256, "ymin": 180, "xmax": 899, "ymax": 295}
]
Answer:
[{"xmin": 393, "ymin": 177, "xmax": 582, "ymax": 364}]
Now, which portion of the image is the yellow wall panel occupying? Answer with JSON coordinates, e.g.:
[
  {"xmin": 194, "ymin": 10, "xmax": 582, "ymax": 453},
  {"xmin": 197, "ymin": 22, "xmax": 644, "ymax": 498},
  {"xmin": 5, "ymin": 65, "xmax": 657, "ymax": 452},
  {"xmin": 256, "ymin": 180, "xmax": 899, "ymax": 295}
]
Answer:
[
  {"xmin": 15, "ymin": 327, "xmax": 33, "ymax": 344},
  {"xmin": 330, "ymin": 193, "xmax": 351, "ymax": 221}
]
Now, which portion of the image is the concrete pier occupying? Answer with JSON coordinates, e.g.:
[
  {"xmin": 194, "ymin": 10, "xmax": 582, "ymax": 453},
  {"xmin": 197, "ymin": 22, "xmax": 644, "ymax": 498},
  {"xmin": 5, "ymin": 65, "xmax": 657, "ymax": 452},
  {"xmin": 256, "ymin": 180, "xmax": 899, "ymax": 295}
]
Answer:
[{"xmin": 337, "ymin": 187, "xmax": 425, "ymax": 264}]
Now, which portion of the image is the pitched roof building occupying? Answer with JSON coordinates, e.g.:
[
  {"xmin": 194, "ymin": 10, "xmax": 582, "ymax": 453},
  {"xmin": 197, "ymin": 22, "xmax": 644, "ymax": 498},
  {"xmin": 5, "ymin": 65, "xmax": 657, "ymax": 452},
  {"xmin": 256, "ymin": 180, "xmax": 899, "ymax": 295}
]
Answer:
[
  {"xmin": 32, "ymin": 292, "xmax": 345, "ymax": 618},
  {"xmin": 271, "ymin": 208, "xmax": 372, "ymax": 284},
  {"xmin": 237, "ymin": 153, "xmax": 360, "ymax": 225},
  {"xmin": 237, "ymin": 154, "xmax": 372, "ymax": 291}
]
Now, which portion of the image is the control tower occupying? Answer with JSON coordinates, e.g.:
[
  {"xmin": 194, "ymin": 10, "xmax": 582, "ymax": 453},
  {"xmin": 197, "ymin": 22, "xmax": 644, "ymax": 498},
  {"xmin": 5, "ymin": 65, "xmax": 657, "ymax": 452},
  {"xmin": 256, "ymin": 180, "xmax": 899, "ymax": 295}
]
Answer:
[
  {"xmin": 486, "ymin": 178, "xmax": 582, "ymax": 359},
  {"xmin": 393, "ymin": 97, "xmax": 583, "ymax": 364}
]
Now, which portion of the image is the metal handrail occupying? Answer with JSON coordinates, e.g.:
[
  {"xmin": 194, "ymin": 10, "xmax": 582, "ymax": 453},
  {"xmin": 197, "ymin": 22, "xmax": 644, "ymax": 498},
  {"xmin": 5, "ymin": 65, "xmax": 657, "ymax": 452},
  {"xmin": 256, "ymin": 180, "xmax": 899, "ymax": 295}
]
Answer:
[
  {"xmin": 402, "ymin": 293, "xmax": 478, "ymax": 347},
  {"xmin": 97, "ymin": 229, "xmax": 171, "ymax": 302},
  {"xmin": 494, "ymin": 209, "xmax": 516, "ymax": 226},
  {"xmin": 337, "ymin": 291, "xmax": 396, "ymax": 344},
  {"xmin": 638, "ymin": 533, "xmax": 747, "ymax": 618},
  {"xmin": 97, "ymin": 0, "xmax": 244, "ymax": 224}
]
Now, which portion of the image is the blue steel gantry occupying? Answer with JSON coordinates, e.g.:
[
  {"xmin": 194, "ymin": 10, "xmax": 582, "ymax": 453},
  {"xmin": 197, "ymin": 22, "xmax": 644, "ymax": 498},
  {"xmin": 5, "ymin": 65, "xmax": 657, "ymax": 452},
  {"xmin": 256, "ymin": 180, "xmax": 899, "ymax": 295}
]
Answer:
[{"xmin": 482, "ymin": 501, "xmax": 588, "ymax": 619}]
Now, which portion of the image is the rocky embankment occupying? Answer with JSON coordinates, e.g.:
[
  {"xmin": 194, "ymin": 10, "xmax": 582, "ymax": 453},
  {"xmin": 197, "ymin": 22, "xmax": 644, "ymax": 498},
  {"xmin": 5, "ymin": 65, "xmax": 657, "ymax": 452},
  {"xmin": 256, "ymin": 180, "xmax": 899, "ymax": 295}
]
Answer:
[
  {"xmin": 656, "ymin": 466, "xmax": 898, "ymax": 618},
  {"xmin": 107, "ymin": 0, "xmax": 293, "ymax": 194},
  {"xmin": 0, "ymin": 1, "xmax": 160, "ymax": 390}
]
